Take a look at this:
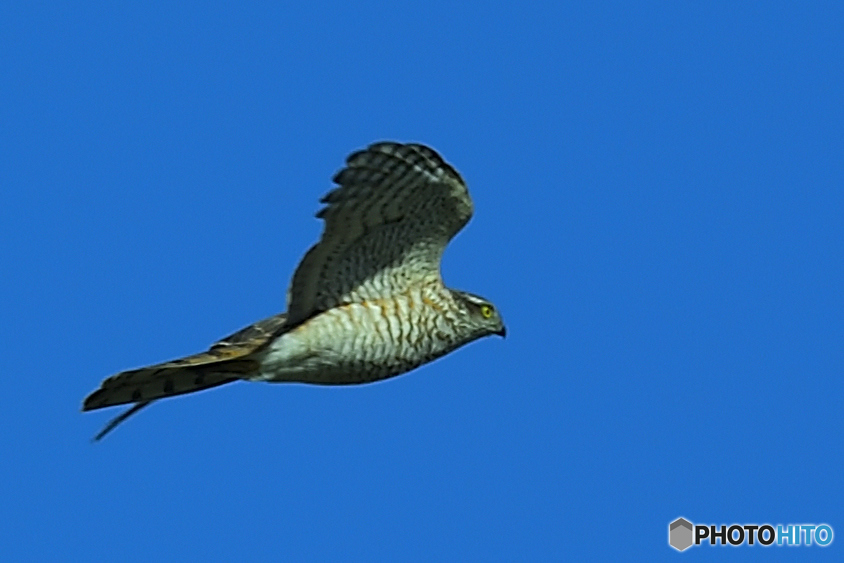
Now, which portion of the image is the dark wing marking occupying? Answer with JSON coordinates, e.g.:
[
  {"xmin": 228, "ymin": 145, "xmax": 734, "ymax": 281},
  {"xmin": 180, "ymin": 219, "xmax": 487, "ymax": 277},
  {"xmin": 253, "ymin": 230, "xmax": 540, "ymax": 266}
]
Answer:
[{"xmin": 286, "ymin": 142, "xmax": 472, "ymax": 325}]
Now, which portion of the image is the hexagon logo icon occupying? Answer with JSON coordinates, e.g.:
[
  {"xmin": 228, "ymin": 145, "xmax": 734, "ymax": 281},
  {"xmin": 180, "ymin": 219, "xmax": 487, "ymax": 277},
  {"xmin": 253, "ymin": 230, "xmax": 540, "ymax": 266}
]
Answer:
[{"xmin": 669, "ymin": 518, "xmax": 694, "ymax": 551}]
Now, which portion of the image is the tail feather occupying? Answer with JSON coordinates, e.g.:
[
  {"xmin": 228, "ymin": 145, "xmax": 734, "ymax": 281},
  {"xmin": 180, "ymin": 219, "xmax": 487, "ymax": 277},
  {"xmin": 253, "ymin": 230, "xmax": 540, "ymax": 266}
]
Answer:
[
  {"xmin": 83, "ymin": 312, "xmax": 287, "ymax": 440},
  {"xmin": 82, "ymin": 362, "xmax": 255, "ymax": 411},
  {"xmin": 83, "ymin": 360, "xmax": 258, "ymax": 440}
]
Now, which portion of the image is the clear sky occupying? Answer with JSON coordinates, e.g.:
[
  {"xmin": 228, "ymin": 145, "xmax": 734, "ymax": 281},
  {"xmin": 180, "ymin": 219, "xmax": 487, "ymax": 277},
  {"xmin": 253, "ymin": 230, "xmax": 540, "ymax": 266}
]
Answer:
[{"xmin": 2, "ymin": 1, "xmax": 842, "ymax": 561}]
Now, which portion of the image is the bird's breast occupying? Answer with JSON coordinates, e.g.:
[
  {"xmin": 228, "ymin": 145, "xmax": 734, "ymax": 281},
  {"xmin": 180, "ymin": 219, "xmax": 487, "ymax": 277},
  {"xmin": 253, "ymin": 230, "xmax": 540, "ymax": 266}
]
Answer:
[{"xmin": 255, "ymin": 288, "xmax": 462, "ymax": 384}]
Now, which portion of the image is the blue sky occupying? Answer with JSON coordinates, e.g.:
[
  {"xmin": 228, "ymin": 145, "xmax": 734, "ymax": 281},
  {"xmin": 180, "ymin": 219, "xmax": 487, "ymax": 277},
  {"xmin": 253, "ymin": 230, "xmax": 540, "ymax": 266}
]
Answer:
[{"xmin": 2, "ymin": 1, "xmax": 842, "ymax": 560}]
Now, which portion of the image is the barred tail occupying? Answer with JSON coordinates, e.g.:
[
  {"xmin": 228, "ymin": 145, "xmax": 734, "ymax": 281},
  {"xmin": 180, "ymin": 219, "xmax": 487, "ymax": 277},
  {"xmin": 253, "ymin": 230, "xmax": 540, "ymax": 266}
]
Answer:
[
  {"xmin": 83, "ymin": 358, "xmax": 259, "ymax": 441},
  {"xmin": 82, "ymin": 364, "xmax": 255, "ymax": 411}
]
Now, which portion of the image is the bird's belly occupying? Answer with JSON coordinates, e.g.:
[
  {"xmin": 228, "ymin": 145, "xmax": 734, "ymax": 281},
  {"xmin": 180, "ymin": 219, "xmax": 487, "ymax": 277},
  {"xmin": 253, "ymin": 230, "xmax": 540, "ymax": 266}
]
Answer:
[{"xmin": 254, "ymin": 299, "xmax": 453, "ymax": 384}]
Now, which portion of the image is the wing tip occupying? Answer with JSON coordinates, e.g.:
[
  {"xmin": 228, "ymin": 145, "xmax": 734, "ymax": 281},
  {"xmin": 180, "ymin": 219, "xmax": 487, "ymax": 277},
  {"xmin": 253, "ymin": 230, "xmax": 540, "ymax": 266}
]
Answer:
[{"xmin": 90, "ymin": 402, "xmax": 153, "ymax": 442}]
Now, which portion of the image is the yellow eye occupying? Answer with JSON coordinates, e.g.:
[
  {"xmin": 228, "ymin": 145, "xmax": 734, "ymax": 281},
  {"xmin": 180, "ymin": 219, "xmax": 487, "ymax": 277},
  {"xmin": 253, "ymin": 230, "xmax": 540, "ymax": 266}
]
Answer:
[{"xmin": 480, "ymin": 305, "xmax": 493, "ymax": 318}]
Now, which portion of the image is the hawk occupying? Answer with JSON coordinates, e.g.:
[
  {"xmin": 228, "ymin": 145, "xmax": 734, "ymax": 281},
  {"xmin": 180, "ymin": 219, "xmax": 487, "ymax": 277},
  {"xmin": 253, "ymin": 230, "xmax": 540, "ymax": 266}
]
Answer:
[{"xmin": 83, "ymin": 142, "xmax": 506, "ymax": 440}]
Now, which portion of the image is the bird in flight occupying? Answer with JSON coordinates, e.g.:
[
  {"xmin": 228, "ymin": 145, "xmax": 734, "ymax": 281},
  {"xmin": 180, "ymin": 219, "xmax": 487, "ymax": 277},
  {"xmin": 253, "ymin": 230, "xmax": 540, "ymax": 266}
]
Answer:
[{"xmin": 83, "ymin": 142, "xmax": 506, "ymax": 440}]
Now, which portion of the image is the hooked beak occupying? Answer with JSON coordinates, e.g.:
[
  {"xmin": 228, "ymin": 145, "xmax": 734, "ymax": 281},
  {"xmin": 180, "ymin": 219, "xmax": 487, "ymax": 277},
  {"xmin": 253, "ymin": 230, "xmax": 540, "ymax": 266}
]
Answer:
[{"xmin": 495, "ymin": 326, "xmax": 507, "ymax": 338}]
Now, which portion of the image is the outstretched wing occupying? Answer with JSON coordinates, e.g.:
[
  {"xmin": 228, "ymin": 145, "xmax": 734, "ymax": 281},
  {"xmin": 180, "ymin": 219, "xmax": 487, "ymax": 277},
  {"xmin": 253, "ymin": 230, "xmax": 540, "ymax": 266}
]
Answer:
[
  {"xmin": 286, "ymin": 142, "xmax": 473, "ymax": 325},
  {"xmin": 83, "ymin": 312, "xmax": 287, "ymax": 440}
]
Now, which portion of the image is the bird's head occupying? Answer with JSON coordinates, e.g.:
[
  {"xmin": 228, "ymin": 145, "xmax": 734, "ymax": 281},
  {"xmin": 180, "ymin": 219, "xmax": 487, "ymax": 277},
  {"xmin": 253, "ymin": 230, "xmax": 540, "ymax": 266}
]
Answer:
[{"xmin": 451, "ymin": 290, "xmax": 506, "ymax": 340}]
